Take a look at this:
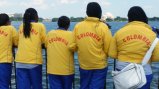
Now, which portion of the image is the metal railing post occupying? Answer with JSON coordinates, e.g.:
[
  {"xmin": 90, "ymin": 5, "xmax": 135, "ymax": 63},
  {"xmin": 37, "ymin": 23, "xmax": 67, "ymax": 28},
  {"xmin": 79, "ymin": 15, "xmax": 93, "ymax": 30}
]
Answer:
[
  {"xmin": 44, "ymin": 48, "xmax": 49, "ymax": 89},
  {"xmin": 113, "ymin": 59, "xmax": 116, "ymax": 89},
  {"xmin": 73, "ymin": 77, "xmax": 75, "ymax": 89},
  {"xmin": 12, "ymin": 47, "xmax": 17, "ymax": 89}
]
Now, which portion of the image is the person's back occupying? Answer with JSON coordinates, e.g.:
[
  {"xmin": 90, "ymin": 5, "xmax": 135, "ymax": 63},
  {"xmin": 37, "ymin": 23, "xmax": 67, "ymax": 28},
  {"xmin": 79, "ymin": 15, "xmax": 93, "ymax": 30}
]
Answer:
[
  {"xmin": 15, "ymin": 8, "xmax": 46, "ymax": 89},
  {"xmin": 0, "ymin": 13, "xmax": 17, "ymax": 89},
  {"xmin": 74, "ymin": 18, "xmax": 111, "ymax": 69},
  {"xmin": 46, "ymin": 16, "xmax": 74, "ymax": 89},
  {"xmin": 69, "ymin": 2, "xmax": 112, "ymax": 89},
  {"xmin": 46, "ymin": 30, "xmax": 74, "ymax": 75},
  {"xmin": 16, "ymin": 22, "xmax": 46, "ymax": 64},
  {"xmin": 0, "ymin": 25, "xmax": 17, "ymax": 62},
  {"xmin": 108, "ymin": 6, "xmax": 159, "ymax": 89},
  {"xmin": 110, "ymin": 21, "xmax": 157, "ymax": 63}
]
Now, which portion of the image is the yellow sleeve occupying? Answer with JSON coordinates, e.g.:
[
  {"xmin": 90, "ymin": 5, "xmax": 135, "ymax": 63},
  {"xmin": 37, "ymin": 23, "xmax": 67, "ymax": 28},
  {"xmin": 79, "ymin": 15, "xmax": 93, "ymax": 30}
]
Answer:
[
  {"xmin": 151, "ymin": 42, "xmax": 159, "ymax": 62},
  {"xmin": 103, "ymin": 26, "xmax": 112, "ymax": 55},
  {"xmin": 12, "ymin": 27, "xmax": 18, "ymax": 46},
  {"xmin": 108, "ymin": 34, "xmax": 118, "ymax": 59},
  {"xmin": 41, "ymin": 24, "xmax": 46, "ymax": 44},
  {"xmin": 68, "ymin": 27, "xmax": 78, "ymax": 52}
]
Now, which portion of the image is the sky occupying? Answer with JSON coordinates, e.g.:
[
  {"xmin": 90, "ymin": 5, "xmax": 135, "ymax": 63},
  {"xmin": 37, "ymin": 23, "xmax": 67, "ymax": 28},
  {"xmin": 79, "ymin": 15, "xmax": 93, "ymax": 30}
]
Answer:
[{"xmin": 0, "ymin": 0, "xmax": 159, "ymax": 19}]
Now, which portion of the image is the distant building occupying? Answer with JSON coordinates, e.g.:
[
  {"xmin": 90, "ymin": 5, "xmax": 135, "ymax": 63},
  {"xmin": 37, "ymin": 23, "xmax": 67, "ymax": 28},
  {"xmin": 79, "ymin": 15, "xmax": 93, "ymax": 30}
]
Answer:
[
  {"xmin": 8, "ymin": 13, "xmax": 22, "ymax": 18},
  {"xmin": 13, "ymin": 13, "xmax": 22, "ymax": 18},
  {"xmin": 43, "ymin": 18, "xmax": 52, "ymax": 22},
  {"xmin": 102, "ymin": 12, "xmax": 115, "ymax": 21},
  {"xmin": 8, "ymin": 14, "xmax": 14, "ymax": 17}
]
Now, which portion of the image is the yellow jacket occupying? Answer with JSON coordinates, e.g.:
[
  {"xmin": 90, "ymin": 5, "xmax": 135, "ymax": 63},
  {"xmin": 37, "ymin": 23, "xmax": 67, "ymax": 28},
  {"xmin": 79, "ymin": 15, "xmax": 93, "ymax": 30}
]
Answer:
[
  {"xmin": 0, "ymin": 25, "xmax": 17, "ymax": 63},
  {"xmin": 45, "ymin": 29, "xmax": 74, "ymax": 75},
  {"xmin": 109, "ymin": 21, "xmax": 159, "ymax": 63},
  {"xmin": 69, "ymin": 17, "xmax": 112, "ymax": 70},
  {"xmin": 15, "ymin": 22, "xmax": 46, "ymax": 64}
]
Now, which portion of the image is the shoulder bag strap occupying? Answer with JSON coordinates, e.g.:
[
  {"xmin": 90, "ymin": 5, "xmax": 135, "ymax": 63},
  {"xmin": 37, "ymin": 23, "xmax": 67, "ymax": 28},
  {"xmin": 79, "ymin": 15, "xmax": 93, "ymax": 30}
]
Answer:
[{"xmin": 142, "ymin": 38, "xmax": 159, "ymax": 66}]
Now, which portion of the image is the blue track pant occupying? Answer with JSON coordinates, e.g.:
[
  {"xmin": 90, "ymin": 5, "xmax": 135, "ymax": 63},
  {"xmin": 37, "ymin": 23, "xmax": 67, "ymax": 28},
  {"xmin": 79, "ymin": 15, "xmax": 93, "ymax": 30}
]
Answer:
[
  {"xmin": 48, "ymin": 74, "xmax": 74, "ymax": 89},
  {"xmin": 16, "ymin": 65, "xmax": 42, "ymax": 89},
  {"xmin": 0, "ymin": 63, "xmax": 12, "ymax": 89},
  {"xmin": 79, "ymin": 67, "xmax": 108, "ymax": 89}
]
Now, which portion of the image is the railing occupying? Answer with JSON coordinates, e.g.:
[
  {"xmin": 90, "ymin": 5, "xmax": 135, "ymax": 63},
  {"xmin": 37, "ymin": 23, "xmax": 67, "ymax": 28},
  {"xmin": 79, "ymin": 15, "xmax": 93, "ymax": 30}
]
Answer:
[
  {"xmin": 11, "ymin": 47, "xmax": 75, "ymax": 89},
  {"xmin": 10, "ymin": 47, "xmax": 159, "ymax": 89}
]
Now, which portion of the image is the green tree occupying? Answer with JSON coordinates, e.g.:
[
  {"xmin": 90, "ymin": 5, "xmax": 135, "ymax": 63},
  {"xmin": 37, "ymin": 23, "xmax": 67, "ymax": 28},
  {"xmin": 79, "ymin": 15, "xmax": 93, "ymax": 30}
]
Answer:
[{"xmin": 52, "ymin": 18, "xmax": 58, "ymax": 22}]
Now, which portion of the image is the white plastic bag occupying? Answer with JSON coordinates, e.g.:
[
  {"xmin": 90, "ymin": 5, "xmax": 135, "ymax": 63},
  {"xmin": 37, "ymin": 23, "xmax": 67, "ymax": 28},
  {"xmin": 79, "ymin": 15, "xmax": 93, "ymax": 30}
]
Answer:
[{"xmin": 112, "ymin": 63, "xmax": 146, "ymax": 89}]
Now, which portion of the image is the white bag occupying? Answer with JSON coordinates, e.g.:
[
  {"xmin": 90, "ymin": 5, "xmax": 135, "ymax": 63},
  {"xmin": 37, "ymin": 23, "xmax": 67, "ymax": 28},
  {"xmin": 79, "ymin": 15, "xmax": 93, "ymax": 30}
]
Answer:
[
  {"xmin": 112, "ymin": 38, "xmax": 159, "ymax": 89},
  {"xmin": 112, "ymin": 63, "xmax": 146, "ymax": 89}
]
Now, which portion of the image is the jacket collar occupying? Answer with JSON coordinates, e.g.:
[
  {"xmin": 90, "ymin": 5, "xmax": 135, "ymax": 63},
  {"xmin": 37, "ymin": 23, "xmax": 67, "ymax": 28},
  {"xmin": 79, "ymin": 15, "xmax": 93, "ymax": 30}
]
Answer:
[
  {"xmin": 85, "ymin": 17, "xmax": 100, "ymax": 22},
  {"xmin": 57, "ymin": 27, "xmax": 66, "ymax": 30},
  {"xmin": 127, "ymin": 21, "xmax": 152, "ymax": 30}
]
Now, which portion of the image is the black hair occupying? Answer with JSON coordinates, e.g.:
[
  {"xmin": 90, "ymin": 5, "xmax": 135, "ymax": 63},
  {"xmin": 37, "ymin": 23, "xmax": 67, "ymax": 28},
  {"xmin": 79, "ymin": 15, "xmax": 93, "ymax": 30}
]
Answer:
[
  {"xmin": 128, "ymin": 6, "xmax": 148, "ymax": 24},
  {"xmin": 86, "ymin": 2, "xmax": 102, "ymax": 19},
  {"xmin": 58, "ymin": 16, "xmax": 70, "ymax": 30},
  {"xmin": 0, "ymin": 13, "xmax": 10, "ymax": 26},
  {"xmin": 152, "ymin": 27, "xmax": 159, "ymax": 37},
  {"xmin": 106, "ymin": 23, "xmax": 111, "ymax": 29},
  {"xmin": 23, "ymin": 8, "xmax": 38, "ymax": 38}
]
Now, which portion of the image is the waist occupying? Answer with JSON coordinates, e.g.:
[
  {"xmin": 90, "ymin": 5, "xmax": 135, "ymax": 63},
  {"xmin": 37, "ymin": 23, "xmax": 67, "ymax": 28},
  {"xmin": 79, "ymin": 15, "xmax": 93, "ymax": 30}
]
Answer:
[
  {"xmin": 118, "ymin": 56, "xmax": 143, "ymax": 63},
  {"xmin": 78, "ymin": 58, "xmax": 107, "ymax": 70},
  {"xmin": 0, "ymin": 58, "xmax": 13, "ymax": 63},
  {"xmin": 16, "ymin": 62, "xmax": 40, "ymax": 69},
  {"xmin": 115, "ymin": 60, "xmax": 152, "ymax": 75},
  {"xmin": 15, "ymin": 59, "xmax": 43, "ymax": 64}
]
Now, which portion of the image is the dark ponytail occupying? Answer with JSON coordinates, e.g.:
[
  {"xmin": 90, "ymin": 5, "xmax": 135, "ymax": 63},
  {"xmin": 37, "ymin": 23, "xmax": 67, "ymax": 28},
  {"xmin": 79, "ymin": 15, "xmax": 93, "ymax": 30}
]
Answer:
[
  {"xmin": 23, "ymin": 13, "xmax": 31, "ymax": 38},
  {"xmin": 23, "ymin": 8, "xmax": 38, "ymax": 38},
  {"xmin": 0, "ymin": 13, "xmax": 10, "ymax": 26}
]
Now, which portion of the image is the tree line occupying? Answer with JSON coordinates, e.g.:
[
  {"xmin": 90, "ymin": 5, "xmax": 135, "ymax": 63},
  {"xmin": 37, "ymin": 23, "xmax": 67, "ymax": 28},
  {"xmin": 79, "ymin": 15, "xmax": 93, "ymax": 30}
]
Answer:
[
  {"xmin": 52, "ymin": 16, "xmax": 159, "ymax": 22},
  {"xmin": 10, "ymin": 17, "xmax": 43, "ymax": 22},
  {"xmin": 9, "ymin": 17, "xmax": 159, "ymax": 22}
]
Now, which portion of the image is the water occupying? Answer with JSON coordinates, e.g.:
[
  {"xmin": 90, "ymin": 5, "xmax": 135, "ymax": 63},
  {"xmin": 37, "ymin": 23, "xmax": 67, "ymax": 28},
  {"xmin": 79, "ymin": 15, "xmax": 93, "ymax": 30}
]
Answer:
[{"xmin": 11, "ymin": 21, "xmax": 159, "ymax": 89}]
